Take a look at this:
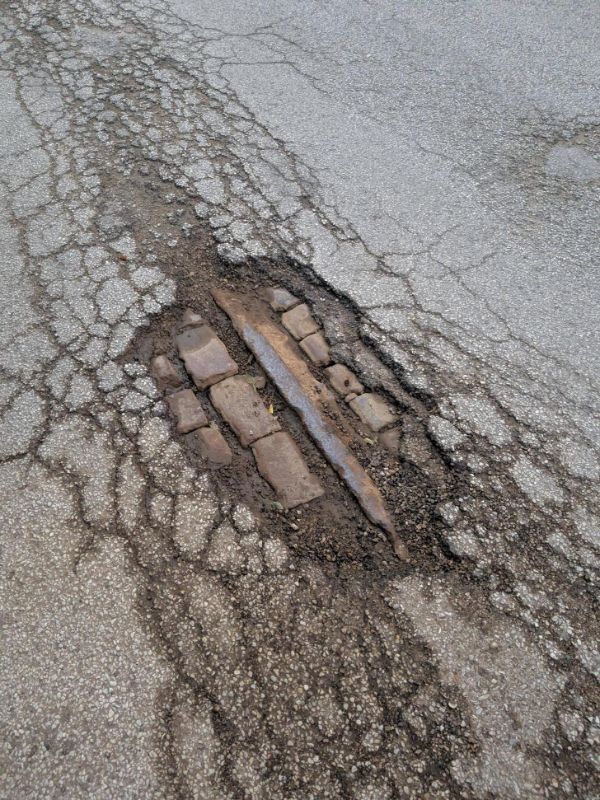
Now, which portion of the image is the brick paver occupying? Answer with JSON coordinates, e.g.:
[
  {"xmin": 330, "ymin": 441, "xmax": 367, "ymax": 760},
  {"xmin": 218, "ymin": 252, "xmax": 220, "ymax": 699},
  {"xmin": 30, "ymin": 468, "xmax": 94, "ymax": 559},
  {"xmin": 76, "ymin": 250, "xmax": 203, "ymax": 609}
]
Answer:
[
  {"xmin": 167, "ymin": 388, "xmax": 208, "ymax": 433},
  {"xmin": 251, "ymin": 431, "xmax": 323, "ymax": 508},
  {"xmin": 281, "ymin": 303, "xmax": 320, "ymax": 340},
  {"xmin": 151, "ymin": 354, "xmax": 182, "ymax": 390},
  {"xmin": 210, "ymin": 375, "xmax": 281, "ymax": 446},
  {"xmin": 324, "ymin": 363, "xmax": 364, "ymax": 397},
  {"xmin": 195, "ymin": 424, "xmax": 233, "ymax": 467},
  {"xmin": 265, "ymin": 287, "xmax": 300, "ymax": 312},
  {"xmin": 176, "ymin": 325, "xmax": 238, "ymax": 389},
  {"xmin": 299, "ymin": 331, "xmax": 331, "ymax": 366}
]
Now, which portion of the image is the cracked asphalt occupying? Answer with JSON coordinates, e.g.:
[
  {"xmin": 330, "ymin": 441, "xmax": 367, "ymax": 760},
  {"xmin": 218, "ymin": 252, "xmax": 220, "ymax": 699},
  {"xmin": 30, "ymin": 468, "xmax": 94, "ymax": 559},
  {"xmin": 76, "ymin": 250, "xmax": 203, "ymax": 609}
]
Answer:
[{"xmin": 1, "ymin": 2, "xmax": 599, "ymax": 798}]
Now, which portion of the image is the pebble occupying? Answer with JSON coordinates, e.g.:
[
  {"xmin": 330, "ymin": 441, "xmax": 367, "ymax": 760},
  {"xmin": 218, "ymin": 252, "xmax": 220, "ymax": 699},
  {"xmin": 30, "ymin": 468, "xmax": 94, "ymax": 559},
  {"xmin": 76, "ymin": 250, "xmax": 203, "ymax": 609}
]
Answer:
[{"xmin": 379, "ymin": 427, "xmax": 401, "ymax": 453}]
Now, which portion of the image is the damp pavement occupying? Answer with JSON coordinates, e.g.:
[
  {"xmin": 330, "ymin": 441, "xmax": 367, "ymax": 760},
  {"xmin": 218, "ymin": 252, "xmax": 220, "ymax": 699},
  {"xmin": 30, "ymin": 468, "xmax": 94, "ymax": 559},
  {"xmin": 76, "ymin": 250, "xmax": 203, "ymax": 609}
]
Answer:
[{"xmin": 0, "ymin": 2, "xmax": 599, "ymax": 799}]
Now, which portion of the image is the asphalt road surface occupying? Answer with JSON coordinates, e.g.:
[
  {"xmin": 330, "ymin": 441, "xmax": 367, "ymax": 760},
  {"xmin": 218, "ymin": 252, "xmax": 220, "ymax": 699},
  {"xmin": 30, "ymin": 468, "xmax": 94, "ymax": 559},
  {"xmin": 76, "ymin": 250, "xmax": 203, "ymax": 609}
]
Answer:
[{"xmin": 1, "ymin": 2, "xmax": 599, "ymax": 799}]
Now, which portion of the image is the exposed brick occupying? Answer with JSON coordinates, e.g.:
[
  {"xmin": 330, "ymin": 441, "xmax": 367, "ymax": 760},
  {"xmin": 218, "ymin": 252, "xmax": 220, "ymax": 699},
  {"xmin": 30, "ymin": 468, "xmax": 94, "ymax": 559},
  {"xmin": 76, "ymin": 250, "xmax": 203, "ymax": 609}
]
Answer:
[
  {"xmin": 251, "ymin": 431, "xmax": 323, "ymax": 508},
  {"xmin": 299, "ymin": 331, "xmax": 331, "ymax": 366},
  {"xmin": 349, "ymin": 393, "xmax": 396, "ymax": 432},
  {"xmin": 176, "ymin": 325, "xmax": 238, "ymax": 389},
  {"xmin": 195, "ymin": 424, "xmax": 232, "ymax": 468},
  {"xmin": 176, "ymin": 325, "xmax": 210, "ymax": 356},
  {"xmin": 210, "ymin": 376, "xmax": 280, "ymax": 446},
  {"xmin": 324, "ymin": 363, "xmax": 364, "ymax": 396},
  {"xmin": 151, "ymin": 355, "xmax": 182, "ymax": 391},
  {"xmin": 167, "ymin": 389, "xmax": 208, "ymax": 433},
  {"xmin": 265, "ymin": 287, "xmax": 300, "ymax": 312},
  {"xmin": 281, "ymin": 303, "xmax": 319, "ymax": 340},
  {"xmin": 180, "ymin": 308, "xmax": 204, "ymax": 328}
]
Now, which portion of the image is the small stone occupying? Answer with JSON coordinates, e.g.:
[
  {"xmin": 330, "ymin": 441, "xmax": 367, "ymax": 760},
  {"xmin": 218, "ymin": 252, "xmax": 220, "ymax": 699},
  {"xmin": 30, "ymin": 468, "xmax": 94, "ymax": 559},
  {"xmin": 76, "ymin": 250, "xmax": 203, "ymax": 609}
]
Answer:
[
  {"xmin": 299, "ymin": 331, "xmax": 331, "ymax": 366},
  {"xmin": 195, "ymin": 424, "xmax": 232, "ymax": 468},
  {"xmin": 281, "ymin": 303, "xmax": 320, "ymax": 340},
  {"xmin": 210, "ymin": 376, "xmax": 280, "ymax": 446},
  {"xmin": 239, "ymin": 373, "xmax": 266, "ymax": 390},
  {"xmin": 180, "ymin": 308, "xmax": 204, "ymax": 328},
  {"xmin": 124, "ymin": 362, "xmax": 146, "ymax": 378},
  {"xmin": 349, "ymin": 393, "xmax": 396, "ymax": 432},
  {"xmin": 167, "ymin": 389, "xmax": 208, "ymax": 433},
  {"xmin": 251, "ymin": 431, "xmax": 324, "ymax": 508},
  {"xmin": 379, "ymin": 427, "xmax": 401, "ymax": 453},
  {"xmin": 265, "ymin": 287, "xmax": 300, "ymax": 312},
  {"xmin": 324, "ymin": 364, "xmax": 364, "ymax": 396},
  {"xmin": 345, "ymin": 392, "xmax": 358, "ymax": 403},
  {"xmin": 176, "ymin": 325, "xmax": 238, "ymax": 389},
  {"xmin": 151, "ymin": 355, "xmax": 182, "ymax": 390}
]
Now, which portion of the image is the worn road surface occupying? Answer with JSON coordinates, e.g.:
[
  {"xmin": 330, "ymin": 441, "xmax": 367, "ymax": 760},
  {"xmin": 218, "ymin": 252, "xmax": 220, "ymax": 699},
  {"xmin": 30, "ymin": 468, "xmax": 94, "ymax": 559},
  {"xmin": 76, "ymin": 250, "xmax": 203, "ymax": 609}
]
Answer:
[{"xmin": 1, "ymin": 2, "xmax": 599, "ymax": 798}]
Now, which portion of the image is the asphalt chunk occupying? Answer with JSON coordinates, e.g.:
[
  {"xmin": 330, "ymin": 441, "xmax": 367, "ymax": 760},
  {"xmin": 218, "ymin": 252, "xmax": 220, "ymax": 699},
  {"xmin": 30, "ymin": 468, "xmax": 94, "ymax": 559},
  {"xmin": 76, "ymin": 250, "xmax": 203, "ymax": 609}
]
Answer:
[
  {"xmin": 252, "ymin": 431, "xmax": 324, "ymax": 508},
  {"xmin": 210, "ymin": 375, "xmax": 281, "ymax": 446}
]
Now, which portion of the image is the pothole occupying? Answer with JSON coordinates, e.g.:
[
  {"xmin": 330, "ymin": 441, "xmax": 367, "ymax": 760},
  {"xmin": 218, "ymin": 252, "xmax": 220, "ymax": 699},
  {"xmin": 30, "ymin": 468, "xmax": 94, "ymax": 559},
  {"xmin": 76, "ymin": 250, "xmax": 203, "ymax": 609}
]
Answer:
[{"xmin": 129, "ymin": 232, "xmax": 465, "ymax": 576}]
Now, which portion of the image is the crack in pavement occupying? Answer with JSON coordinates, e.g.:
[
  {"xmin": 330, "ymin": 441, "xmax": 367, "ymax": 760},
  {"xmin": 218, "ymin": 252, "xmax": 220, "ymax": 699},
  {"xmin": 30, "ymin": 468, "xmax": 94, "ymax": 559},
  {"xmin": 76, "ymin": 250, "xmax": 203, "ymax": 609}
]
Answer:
[{"xmin": 0, "ymin": 1, "xmax": 598, "ymax": 799}]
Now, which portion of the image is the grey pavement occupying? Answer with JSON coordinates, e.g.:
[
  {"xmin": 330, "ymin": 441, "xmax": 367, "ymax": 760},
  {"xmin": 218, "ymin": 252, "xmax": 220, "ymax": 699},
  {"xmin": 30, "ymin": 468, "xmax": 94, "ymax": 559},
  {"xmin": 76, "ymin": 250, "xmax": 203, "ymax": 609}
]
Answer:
[{"xmin": 0, "ymin": 2, "xmax": 599, "ymax": 799}]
